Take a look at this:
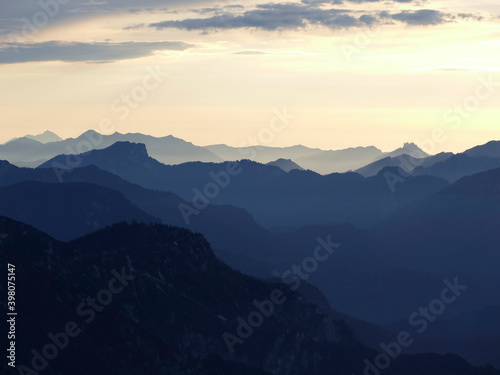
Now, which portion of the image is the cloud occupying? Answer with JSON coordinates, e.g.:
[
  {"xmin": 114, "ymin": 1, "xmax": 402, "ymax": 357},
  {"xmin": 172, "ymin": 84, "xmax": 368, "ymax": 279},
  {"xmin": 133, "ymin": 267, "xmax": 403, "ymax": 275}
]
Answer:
[
  {"xmin": 0, "ymin": 40, "xmax": 194, "ymax": 64},
  {"xmin": 0, "ymin": 0, "xmax": 201, "ymax": 34},
  {"xmin": 149, "ymin": 3, "xmax": 372, "ymax": 31},
  {"xmin": 145, "ymin": 3, "xmax": 466, "ymax": 31},
  {"xmin": 386, "ymin": 9, "xmax": 449, "ymax": 25}
]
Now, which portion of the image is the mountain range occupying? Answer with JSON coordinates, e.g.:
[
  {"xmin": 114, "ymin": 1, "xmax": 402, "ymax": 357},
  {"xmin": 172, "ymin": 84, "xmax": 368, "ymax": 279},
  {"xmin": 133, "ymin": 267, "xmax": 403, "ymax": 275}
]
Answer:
[
  {"xmin": 4, "ymin": 131, "xmax": 500, "ymax": 181},
  {"xmin": 2, "ymin": 130, "xmax": 430, "ymax": 174},
  {"xmin": 2, "ymin": 131, "xmax": 500, "ymax": 372},
  {"xmin": 38, "ymin": 141, "xmax": 449, "ymax": 229}
]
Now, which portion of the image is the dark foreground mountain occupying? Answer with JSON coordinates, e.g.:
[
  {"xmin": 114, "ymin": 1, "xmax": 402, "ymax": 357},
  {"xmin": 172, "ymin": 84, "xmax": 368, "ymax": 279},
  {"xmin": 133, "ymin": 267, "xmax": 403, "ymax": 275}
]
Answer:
[{"xmin": 1, "ymin": 217, "xmax": 498, "ymax": 375}]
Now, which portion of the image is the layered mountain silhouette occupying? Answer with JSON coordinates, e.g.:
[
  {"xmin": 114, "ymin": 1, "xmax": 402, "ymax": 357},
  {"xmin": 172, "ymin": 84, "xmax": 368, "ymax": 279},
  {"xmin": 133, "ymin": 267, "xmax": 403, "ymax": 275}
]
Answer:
[
  {"xmin": 0, "ymin": 180, "xmax": 159, "ymax": 241},
  {"xmin": 39, "ymin": 141, "xmax": 449, "ymax": 229},
  {"xmin": 4, "ymin": 130, "xmax": 433, "ymax": 174},
  {"xmin": 355, "ymin": 152, "xmax": 453, "ymax": 177},
  {"xmin": 3, "ymin": 132, "xmax": 500, "ymax": 372},
  {"xmin": 413, "ymin": 153, "xmax": 500, "ymax": 182},
  {"xmin": 205, "ymin": 144, "xmax": 320, "ymax": 164},
  {"xmin": 209, "ymin": 142, "xmax": 430, "ymax": 174},
  {"xmin": 0, "ymin": 159, "xmax": 273, "ymax": 259},
  {"xmin": 207, "ymin": 144, "xmax": 388, "ymax": 174},
  {"xmin": 0, "ymin": 159, "xmax": 475, "ymax": 326},
  {"xmin": 1, "ymin": 217, "xmax": 499, "ymax": 375},
  {"xmin": 5, "ymin": 158, "xmax": 498, "ymax": 332},
  {"xmin": 355, "ymin": 140, "xmax": 500, "ymax": 182},
  {"xmin": 7, "ymin": 143, "xmax": 500, "ymax": 324},
  {"xmin": 5, "ymin": 130, "xmax": 499, "ymax": 179},
  {"xmin": 373, "ymin": 166, "xmax": 500, "ymax": 278},
  {"xmin": 0, "ymin": 130, "xmax": 221, "ymax": 166},
  {"xmin": 6, "ymin": 130, "xmax": 63, "ymax": 144},
  {"xmin": 294, "ymin": 145, "xmax": 383, "ymax": 174}
]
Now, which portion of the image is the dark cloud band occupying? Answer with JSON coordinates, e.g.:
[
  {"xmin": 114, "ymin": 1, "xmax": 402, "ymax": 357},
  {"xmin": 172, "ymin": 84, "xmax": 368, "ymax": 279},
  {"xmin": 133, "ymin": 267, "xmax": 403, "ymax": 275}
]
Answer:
[
  {"xmin": 0, "ymin": 40, "xmax": 194, "ymax": 64},
  {"xmin": 144, "ymin": 3, "xmax": 478, "ymax": 32}
]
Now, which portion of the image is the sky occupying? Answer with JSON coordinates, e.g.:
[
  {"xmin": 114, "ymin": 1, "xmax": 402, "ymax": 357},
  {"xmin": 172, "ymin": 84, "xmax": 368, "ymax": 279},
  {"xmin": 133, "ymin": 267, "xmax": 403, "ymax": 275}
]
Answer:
[{"xmin": 0, "ymin": 0, "xmax": 499, "ymax": 153}]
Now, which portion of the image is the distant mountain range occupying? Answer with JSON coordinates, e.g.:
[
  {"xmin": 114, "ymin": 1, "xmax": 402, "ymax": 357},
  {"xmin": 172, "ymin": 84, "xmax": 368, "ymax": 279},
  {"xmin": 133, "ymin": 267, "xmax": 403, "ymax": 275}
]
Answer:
[
  {"xmin": 2, "ymin": 130, "xmax": 432, "ymax": 174},
  {"xmin": 0, "ymin": 130, "xmax": 221, "ymax": 167},
  {"xmin": 6, "ymin": 130, "xmax": 62, "ymax": 144},
  {"xmin": 5, "ymin": 130, "xmax": 499, "ymax": 178}
]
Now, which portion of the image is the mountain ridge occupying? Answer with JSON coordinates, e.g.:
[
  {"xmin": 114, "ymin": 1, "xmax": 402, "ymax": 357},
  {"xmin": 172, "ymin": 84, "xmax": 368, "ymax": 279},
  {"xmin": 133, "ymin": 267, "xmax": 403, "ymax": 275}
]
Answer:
[{"xmin": 2, "ymin": 217, "xmax": 498, "ymax": 375}]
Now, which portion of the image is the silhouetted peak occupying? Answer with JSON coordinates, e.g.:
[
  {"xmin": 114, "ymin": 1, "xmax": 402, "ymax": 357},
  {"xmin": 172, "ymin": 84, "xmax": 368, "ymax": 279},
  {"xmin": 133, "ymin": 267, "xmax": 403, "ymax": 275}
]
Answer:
[
  {"xmin": 266, "ymin": 158, "xmax": 304, "ymax": 172},
  {"xmin": 0, "ymin": 160, "xmax": 16, "ymax": 176},
  {"xmin": 106, "ymin": 141, "xmax": 149, "ymax": 158},
  {"xmin": 41, "ymin": 130, "xmax": 59, "ymax": 136},
  {"xmin": 385, "ymin": 143, "xmax": 428, "ymax": 159},
  {"xmin": 80, "ymin": 129, "xmax": 101, "ymax": 137},
  {"xmin": 465, "ymin": 140, "xmax": 500, "ymax": 158}
]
